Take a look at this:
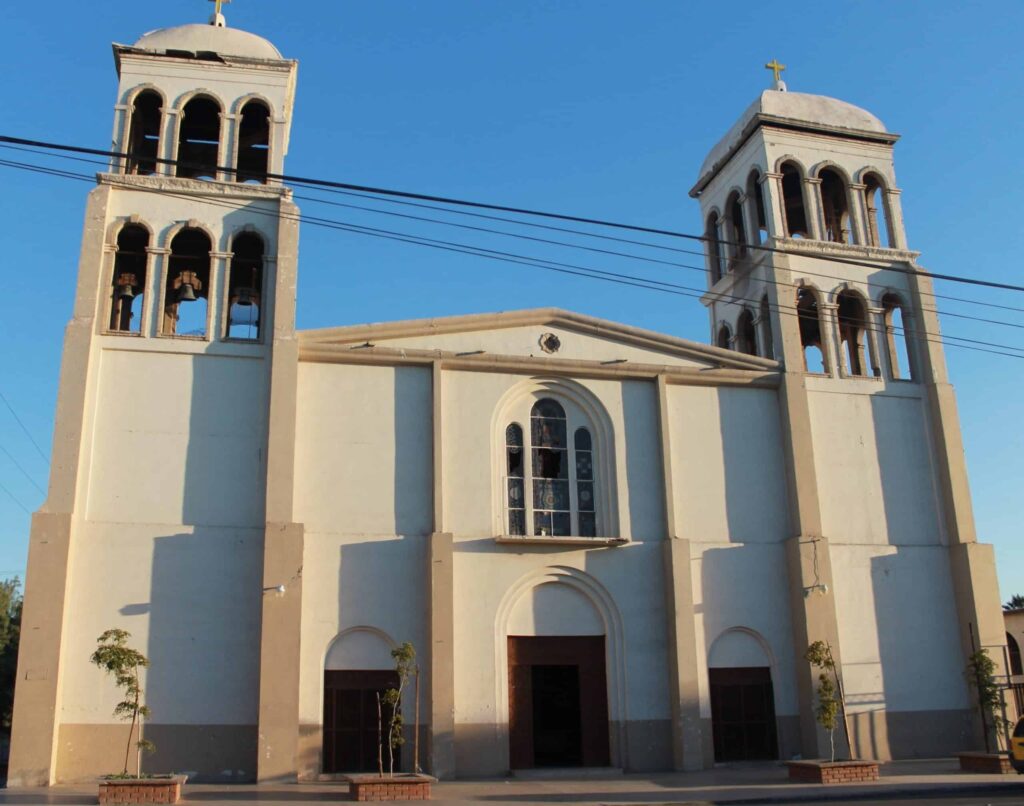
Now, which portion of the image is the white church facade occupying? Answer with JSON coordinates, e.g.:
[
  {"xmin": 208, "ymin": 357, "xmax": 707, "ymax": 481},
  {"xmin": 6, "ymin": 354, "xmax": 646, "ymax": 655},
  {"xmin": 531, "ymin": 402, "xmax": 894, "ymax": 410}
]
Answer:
[{"xmin": 8, "ymin": 13, "xmax": 1007, "ymax": 786}]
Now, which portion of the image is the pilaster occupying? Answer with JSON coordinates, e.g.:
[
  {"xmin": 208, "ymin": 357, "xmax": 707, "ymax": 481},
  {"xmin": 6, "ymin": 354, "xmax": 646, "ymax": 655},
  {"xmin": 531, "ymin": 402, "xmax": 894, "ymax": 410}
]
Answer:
[
  {"xmin": 428, "ymin": 532, "xmax": 455, "ymax": 778},
  {"xmin": 762, "ymin": 172, "xmax": 785, "ymax": 239},
  {"xmin": 848, "ymin": 183, "xmax": 868, "ymax": 246},
  {"xmin": 803, "ymin": 177, "xmax": 824, "ymax": 241}
]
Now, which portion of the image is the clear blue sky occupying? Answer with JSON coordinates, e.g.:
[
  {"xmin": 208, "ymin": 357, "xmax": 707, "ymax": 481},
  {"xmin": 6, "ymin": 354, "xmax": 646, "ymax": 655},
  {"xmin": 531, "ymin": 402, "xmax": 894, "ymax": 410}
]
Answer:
[{"xmin": 0, "ymin": 1, "xmax": 1021, "ymax": 593}]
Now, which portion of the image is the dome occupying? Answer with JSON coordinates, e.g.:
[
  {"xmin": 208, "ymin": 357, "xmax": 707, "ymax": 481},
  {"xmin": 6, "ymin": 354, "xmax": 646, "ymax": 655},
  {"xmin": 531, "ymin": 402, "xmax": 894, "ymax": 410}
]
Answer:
[
  {"xmin": 695, "ymin": 90, "xmax": 891, "ymax": 191},
  {"xmin": 132, "ymin": 23, "xmax": 283, "ymax": 60}
]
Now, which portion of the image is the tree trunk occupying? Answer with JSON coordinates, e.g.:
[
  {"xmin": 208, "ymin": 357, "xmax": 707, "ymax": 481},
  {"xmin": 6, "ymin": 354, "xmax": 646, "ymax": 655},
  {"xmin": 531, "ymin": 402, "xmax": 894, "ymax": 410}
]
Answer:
[
  {"xmin": 124, "ymin": 666, "xmax": 139, "ymax": 776},
  {"xmin": 413, "ymin": 667, "xmax": 420, "ymax": 774},
  {"xmin": 376, "ymin": 692, "xmax": 384, "ymax": 777}
]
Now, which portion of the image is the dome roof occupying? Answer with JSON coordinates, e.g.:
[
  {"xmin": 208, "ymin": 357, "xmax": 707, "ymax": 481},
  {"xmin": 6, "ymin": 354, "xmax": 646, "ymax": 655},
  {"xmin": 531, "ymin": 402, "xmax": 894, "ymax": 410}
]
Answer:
[
  {"xmin": 132, "ymin": 23, "xmax": 282, "ymax": 60},
  {"xmin": 695, "ymin": 89, "xmax": 891, "ymax": 191}
]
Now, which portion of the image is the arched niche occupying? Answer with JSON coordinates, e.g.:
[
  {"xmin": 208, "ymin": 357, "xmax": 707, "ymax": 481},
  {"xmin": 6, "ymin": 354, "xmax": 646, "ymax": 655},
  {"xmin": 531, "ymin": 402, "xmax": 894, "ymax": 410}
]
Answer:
[
  {"xmin": 708, "ymin": 628, "xmax": 772, "ymax": 668},
  {"xmin": 507, "ymin": 580, "xmax": 605, "ymax": 637},
  {"xmin": 324, "ymin": 626, "xmax": 396, "ymax": 671}
]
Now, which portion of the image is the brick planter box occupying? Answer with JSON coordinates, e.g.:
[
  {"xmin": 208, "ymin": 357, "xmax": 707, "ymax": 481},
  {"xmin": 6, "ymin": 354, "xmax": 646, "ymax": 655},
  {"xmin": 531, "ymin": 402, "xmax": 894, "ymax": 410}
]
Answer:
[
  {"xmin": 344, "ymin": 773, "xmax": 436, "ymax": 801},
  {"xmin": 958, "ymin": 751, "xmax": 1013, "ymax": 774},
  {"xmin": 785, "ymin": 760, "xmax": 880, "ymax": 784},
  {"xmin": 97, "ymin": 775, "xmax": 186, "ymax": 804}
]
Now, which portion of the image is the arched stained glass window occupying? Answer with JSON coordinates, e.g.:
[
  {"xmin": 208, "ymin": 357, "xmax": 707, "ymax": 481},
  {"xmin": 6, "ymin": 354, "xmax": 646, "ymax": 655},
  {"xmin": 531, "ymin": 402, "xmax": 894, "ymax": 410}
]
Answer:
[
  {"xmin": 505, "ymin": 398, "xmax": 599, "ymax": 538},
  {"xmin": 506, "ymin": 424, "xmax": 525, "ymax": 536}
]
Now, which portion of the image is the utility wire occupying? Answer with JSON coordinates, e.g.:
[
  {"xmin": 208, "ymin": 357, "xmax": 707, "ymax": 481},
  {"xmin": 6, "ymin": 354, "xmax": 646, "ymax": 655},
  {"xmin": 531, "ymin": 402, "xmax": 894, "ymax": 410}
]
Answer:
[
  {"xmin": 2, "ymin": 156, "xmax": 1023, "ymax": 362},
  {"xmin": 0, "ymin": 443, "xmax": 45, "ymax": 495},
  {"xmin": 4, "ymin": 133, "xmax": 1024, "ymax": 294},
  {"xmin": 0, "ymin": 386, "xmax": 49, "ymax": 466},
  {"xmin": 5, "ymin": 141, "xmax": 1024, "ymax": 324},
  {"xmin": 0, "ymin": 478, "xmax": 31, "ymax": 515}
]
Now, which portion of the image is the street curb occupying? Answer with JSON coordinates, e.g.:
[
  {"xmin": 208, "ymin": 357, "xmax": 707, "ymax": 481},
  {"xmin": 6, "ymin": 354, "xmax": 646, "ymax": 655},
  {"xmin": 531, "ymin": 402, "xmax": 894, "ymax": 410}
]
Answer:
[{"xmin": 707, "ymin": 780, "xmax": 1024, "ymax": 804}]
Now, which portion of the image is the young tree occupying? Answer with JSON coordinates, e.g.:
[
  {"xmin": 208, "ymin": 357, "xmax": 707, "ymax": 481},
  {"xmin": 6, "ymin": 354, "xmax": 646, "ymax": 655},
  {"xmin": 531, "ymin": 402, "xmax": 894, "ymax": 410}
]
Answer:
[
  {"xmin": 966, "ymin": 648, "xmax": 1005, "ymax": 753},
  {"xmin": 805, "ymin": 640, "xmax": 847, "ymax": 762},
  {"xmin": 0, "ymin": 577, "xmax": 23, "ymax": 731},
  {"xmin": 90, "ymin": 629, "xmax": 155, "ymax": 776},
  {"xmin": 382, "ymin": 642, "xmax": 416, "ymax": 777}
]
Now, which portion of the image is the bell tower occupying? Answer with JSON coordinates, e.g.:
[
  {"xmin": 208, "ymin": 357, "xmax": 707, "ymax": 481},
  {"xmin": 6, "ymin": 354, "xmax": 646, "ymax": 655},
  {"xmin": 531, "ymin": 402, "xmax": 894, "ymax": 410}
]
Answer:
[
  {"xmin": 689, "ymin": 71, "xmax": 1005, "ymax": 760},
  {"xmin": 8, "ymin": 11, "xmax": 301, "ymax": 786}
]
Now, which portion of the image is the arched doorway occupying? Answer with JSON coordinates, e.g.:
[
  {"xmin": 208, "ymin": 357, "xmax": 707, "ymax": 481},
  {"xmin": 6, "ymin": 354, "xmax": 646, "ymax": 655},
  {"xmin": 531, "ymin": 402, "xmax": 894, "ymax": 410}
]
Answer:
[
  {"xmin": 504, "ymin": 575, "xmax": 613, "ymax": 769},
  {"xmin": 322, "ymin": 628, "xmax": 400, "ymax": 774},
  {"xmin": 708, "ymin": 629, "xmax": 779, "ymax": 762}
]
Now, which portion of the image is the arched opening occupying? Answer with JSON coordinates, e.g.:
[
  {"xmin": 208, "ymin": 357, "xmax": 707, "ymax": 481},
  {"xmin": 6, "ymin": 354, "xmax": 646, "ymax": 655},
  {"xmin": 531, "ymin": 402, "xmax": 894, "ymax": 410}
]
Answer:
[
  {"xmin": 819, "ymin": 168, "xmax": 852, "ymax": 244},
  {"xmin": 882, "ymin": 293, "xmax": 913, "ymax": 380},
  {"xmin": 1008, "ymin": 634, "xmax": 1023, "ymax": 677},
  {"xmin": 506, "ymin": 577, "xmax": 611, "ymax": 769},
  {"xmin": 736, "ymin": 309, "xmax": 758, "ymax": 356},
  {"xmin": 708, "ymin": 630, "xmax": 779, "ymax": 762},
  {"xmin": 125, "ymin": 91, "xmax": 162, "ymax": 176},
  {"xmin": 717, "ymin": 324, "xmax": 731, "ymax": 350},
  {"xmin": 109, "ymin": 224, "xmax": 149, "ymax": 333},
  {"xmin": 706, "ymin": 212, "xmax": 724, "ymax": 284},
  {"xmin": 836, "ymin": 290, "xmax": 871, "ymax": 376},
  {"xmin": 797, "ymin": 287, "xmax": 826, "ymax": 373},
  {"xmin": 747, "ymin": 170, "xmax": 768, "ymax": 244},
  {"xmin": 176, "ymin": 96, "xmax": 221, "ymax": 180},
  {"xmin": 864, "ymin": 173, "xmax": 893, "ymax": 248},
  {"xmin": 780, "ymin": 162, "xmax": 809, "ymax": 238},
  {"xmin": 725, "ymin": 191, "xmax": 747, "ymax": 263},
  {"xmin": 323, "ymin": 629, "xmax": 401, "ymax": 774},
  {"xmin": 163, "ymin": 228, "xmax": 211, "ymax": 337},
  {"xmin": 226, "ymin": 232, "xmax": 264, "ymax": 340},
  {"xmin": 759, "ymin": 295, "xmax": 774, "ymax": 361},
  {"xmin": 236, "ymin": 100, "xmax": 270, "ymax": 183}
]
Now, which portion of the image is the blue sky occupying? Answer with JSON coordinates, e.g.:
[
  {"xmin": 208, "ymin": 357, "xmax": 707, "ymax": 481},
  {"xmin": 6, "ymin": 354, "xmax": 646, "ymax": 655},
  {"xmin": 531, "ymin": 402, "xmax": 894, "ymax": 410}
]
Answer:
[{"xmin": 0, "ymin": 1, "xmax": 1021, "ymax": 592}]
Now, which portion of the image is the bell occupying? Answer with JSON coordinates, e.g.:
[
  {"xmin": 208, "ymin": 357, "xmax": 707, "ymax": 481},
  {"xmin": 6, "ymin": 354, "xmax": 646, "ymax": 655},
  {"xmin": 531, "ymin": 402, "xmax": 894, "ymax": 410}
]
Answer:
[
  {"xmin": 235, "ymin": 286, "xmax": 258, "ymax": 307},
  {"xmin": 117, "ymin": 283, "xmax": 135, "ymax": 300},
  {"xmin": 178, "ymin": 283, "xmax": 197, "ymax": 302}
]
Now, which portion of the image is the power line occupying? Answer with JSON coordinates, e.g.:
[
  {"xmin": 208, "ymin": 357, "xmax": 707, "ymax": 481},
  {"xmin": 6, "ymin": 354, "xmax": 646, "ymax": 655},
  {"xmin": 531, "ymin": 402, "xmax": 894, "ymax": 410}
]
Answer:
[
  {"xmin": 0, "ymin": 478, "xmax": 31, "ymax": 515},
  {"xmin": 4, "ymin": 133, "xmax": 1024, "ymax": 294},
  {"xmin": 0, "ymin": 386, "xmax": 49, "ymax": 466},
  {"xmin": 0, "ymin": 443, "xmax": 45, "ymax": 495},
  {"xmin": 2, "ymin": 155, "xmax": 1023, "ymax": 362},
  {"xmin": 5, "ymin": 140, "xmax": 1024, "ymax": 325}
]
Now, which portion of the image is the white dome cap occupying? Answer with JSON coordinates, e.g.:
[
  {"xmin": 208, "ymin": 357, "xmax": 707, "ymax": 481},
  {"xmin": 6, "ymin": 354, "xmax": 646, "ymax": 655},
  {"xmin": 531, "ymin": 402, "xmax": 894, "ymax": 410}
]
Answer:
[
  {"xmin": 693, "ymin": 89, "xmax": 893, "ymax": 194},
  {"xmin": 132, "ymin": 23, "xmax": 283, "ymax": 60}
]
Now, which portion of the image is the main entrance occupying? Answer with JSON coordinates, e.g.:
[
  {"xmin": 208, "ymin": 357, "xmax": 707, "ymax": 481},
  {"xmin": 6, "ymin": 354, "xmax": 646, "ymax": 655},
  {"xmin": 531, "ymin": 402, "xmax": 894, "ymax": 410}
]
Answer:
[
  {"xmin": 708, "ymin": 666, "xmax": 779, "ymax": 761},
  {"xmin": 508, "ymin": 636, "xmax": 610, "ymax": 769},
  {"xmin": 323, "ymin": 670, "xmax": 400, "ymax": 773}
]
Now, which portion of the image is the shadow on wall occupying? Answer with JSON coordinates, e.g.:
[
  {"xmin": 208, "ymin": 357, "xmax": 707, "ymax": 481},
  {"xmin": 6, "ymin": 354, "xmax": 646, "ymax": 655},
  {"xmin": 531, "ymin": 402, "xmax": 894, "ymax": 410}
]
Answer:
[
  {"xmin": 619, "ymin": 381, "xmax": 665, "ymax": 541},
  {"xmin": 393, "ymin": 366, "xmax": 432, "ymax": 538}
]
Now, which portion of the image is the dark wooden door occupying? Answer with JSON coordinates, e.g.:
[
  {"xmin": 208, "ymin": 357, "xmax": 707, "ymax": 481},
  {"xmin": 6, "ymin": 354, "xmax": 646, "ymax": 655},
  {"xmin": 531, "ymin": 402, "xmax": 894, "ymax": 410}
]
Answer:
[
  {"xmin": 323, "ymin": 670, "xmax": 400, "ymax": 773},
  {"xmin": 709, "ymin": 666, "xmax": 779, "ymax": 762},
  {"xmin": 508, "ymin": 636, "xmax": 610, "ymax": 769}
]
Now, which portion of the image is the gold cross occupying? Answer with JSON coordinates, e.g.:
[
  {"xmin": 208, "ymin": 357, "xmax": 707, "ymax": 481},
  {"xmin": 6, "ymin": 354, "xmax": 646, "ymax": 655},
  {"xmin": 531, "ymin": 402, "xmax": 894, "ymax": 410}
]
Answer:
[
  {"xmin": 210, "ymin": 0, "xmax": 231, "ymax": 16},
  {"xmin": 765, "ymin": 59, "xmax": 786, "ymax": 83}
]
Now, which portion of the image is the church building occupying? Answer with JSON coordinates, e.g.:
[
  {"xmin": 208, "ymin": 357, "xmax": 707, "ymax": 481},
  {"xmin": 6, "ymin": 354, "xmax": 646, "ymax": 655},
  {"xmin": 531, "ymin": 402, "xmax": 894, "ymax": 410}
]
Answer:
[{"xmin": 7, "ymin": 8, "xmax": 1007, "ymax": 786}]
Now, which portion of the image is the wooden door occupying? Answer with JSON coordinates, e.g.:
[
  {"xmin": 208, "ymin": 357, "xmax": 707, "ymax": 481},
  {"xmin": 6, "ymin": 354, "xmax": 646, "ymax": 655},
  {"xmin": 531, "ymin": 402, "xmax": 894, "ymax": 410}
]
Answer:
[
  {"xmin": 323, "ymin": 670, "xmax": 400, "ymax": 773},
  {"xmin": 508, "ymin": 636, "xmax": 610, "ymax": 768},
  {"xmin": 709, "ymin": 666, "xmax": 779, "ymax": 762}
]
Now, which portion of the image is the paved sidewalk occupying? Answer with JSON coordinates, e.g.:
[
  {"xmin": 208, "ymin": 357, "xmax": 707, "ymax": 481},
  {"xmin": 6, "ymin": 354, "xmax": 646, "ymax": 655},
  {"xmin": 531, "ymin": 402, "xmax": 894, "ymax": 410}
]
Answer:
[{"xmin": 2, "ymin": 759, "xmax": 1023, "ymax": 805}]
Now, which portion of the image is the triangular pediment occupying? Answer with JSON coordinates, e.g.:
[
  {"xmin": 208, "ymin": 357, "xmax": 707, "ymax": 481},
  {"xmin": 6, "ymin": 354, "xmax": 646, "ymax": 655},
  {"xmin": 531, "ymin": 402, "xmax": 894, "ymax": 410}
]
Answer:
[{"xmin": 298, "ymin": 308, "xmax": 778, "ymax": 373}]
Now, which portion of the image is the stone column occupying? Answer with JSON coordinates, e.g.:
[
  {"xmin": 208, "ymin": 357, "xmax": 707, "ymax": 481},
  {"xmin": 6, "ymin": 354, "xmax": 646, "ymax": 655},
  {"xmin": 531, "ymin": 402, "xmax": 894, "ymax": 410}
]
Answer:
[
  {"xmin": 7, "ymin": 185, "xmax": 113, "ymax": 786},
  {"xmin": 848, "ymin": 183, "xmax": 868, "ymax": 246},
  {"xmin": 866, "ymin": 307, "xmax": 884, "ymax": 378},
  {"xmin": 818, "ymin": 302, "xmax": 841, "ymax": 377},
  {"xmin": 111, "ymin": 103, "xmax": 129, "ymax": 173},
  {"xmin": 803, "ymin": 177, "xmax": 824, "ymax": 241},
  {"xmin": 162, "ymin": 109, "xmax": 179, "ymax": 177},
  {"xmin": 765, "ymin": 252, "xmax": 849, "ymax": 760},
  {"xmin": 762, "ymin": 172, "xmax": 785, "ymax": 239},
  {"xmin": 220, "ymin": 112, "xmax": 238, "ymax": 183},
  {"xmin": 256, "ymin": 198, "xmax": 304, "ymax": 782},
  {"xmin": 656, "ymin": 376, "xmax": 710, "ymax": 770},
  {"xmin": 885, "ymin": 189, "xmax": 908, "ymax": 250}
]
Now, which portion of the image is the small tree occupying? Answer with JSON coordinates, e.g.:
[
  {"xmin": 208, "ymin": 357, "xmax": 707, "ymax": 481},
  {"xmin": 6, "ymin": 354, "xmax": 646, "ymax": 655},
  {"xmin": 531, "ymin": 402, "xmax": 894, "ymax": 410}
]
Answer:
[
  {"xmin": 805, "ymin": 640, "xmax": 847, "ymax": 762},
  {"xmin": 382, "ymin": 642, "xmax": 416, "ymax": 777},
  {"xmin": 1004, "ymin": 594, "xmax": 1024, "ymax": 612},
  {"xmin": 0, "ymin": 577, "xmax": 22, "ymax": 731},
  {"xmin": 90, "ymin": 629, "xmax": 155, "ymax": 777},
  {"xmin": 966, "ymin": 648, "xmax": 1005, "ymax": 753}
]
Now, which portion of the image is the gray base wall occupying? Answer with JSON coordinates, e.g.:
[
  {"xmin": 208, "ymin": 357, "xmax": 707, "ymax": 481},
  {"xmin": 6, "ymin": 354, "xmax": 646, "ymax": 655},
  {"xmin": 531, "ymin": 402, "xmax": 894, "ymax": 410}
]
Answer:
[
  {"xmin": 848, "ymin": 709, "xmax": 975, "ymax": 761},
  {"xmin": 56, "ymin": 724, "xmax": 257, "ymax": 783}
]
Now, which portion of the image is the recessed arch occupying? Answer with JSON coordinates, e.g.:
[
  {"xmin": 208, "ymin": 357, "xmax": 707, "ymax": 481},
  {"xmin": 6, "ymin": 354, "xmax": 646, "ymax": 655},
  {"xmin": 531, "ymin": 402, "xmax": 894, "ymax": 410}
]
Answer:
[
  {"xmin": 796, "ymin": 282, "xmax": 827, "ymax": 373},
  {"xmin": 323, "ymin": 626, "xmax": 398, "ymax": 671},
  {"xmin": 123, "ymin": 86, "xmax": 165, "ymax": 176},
  {"xmin": 236, "ymin": 97, "xmax": 272, "ymax": 183},
  {"xmin": 225, "ymin": 230, "xmax": 266, "ymax": 340},
  {"xmin": 107, "ymin": 223, "xmax": 150, "ymax": 333},
  {"xmin": 736, "ymin": 308, "xmax": 758, "ymax": 356},
  {"xmin": 494, "ymin": 566, "xmax": 627, "ymax": 768},
  {"xmin": 818, "ymin": 166, "xmax": 853, "ymax": 244},
  {"xmin": 778, "ymin": 159, "xmax": 809, "ymax": 238},
  {"xmin": 835, "ymin": 286, "xmax": 873, "ymax": 376},
  {"xmin": 881, "ymin": 291, "xmax": 914, "ymax": 380},
  {"xmin": 862, "ymin": 170, "xmax": 894, "ymax": 248},
  {"xmin": 746, "ymin": 169, "xmax": 768, "ymax": 244},
  {"xmin": 175, "ymin": 92, "xmax": 223, "ymax": 180},
  {"xmin": 492, "ymin": 377, "xmax": 618, "ymax": 539},
  {"xmin": 716, "ymin": 322, "xmax": 732, "ymax": 350},
  {"xmin": 724, "ymin": 188, "xmax": 747, "ymax": 262}
]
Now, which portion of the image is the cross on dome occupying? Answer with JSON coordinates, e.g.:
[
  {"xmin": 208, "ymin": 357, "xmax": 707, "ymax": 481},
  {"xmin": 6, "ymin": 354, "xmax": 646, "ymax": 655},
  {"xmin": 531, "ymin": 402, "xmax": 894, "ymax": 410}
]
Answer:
[
  {"xmin": 764, "ymin": 58, "xmax": 787, "ymax": 92},
  {"xmin": 209, "ymin": 0, "xmax": 232, "ymax": 27}
]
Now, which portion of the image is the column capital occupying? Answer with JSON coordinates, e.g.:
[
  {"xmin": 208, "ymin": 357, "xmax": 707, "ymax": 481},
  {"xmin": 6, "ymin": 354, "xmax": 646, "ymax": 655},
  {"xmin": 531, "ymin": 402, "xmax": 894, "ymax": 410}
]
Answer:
[
  {"xmin": 146, "ymin": 247, "xmax": 171, "ymax": 256},
  {"xmin": 804, "ymin": 177, "xmax": 823, "ymax": 186},
  {"xmin": 762, "ymin": 171, "xmax": 783, "ymax": 181},
  {"xmin": 849, "ymin": 182, "xmax": 868, "ymax": 191}
]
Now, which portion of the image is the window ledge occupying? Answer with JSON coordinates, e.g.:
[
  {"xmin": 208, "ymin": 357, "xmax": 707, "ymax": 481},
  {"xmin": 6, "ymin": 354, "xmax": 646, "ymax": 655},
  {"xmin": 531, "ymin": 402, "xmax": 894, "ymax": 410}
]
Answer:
[{"xmin": 495, "ymin": 535, "xmax": 628, "ymax": 547}]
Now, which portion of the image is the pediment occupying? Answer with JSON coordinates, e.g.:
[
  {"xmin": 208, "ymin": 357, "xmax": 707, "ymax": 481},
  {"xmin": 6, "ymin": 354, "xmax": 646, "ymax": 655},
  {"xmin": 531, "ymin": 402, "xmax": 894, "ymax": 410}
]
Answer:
[{"xmin": 298, "ymin": 308, "xmax": 778, "ymax": 373}]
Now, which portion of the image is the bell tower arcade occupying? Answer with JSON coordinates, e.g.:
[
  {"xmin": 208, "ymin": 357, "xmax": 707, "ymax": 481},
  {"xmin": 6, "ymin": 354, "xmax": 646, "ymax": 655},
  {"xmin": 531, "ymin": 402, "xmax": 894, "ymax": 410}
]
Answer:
[
  {"xmin": 8, "ymin": 12, "xmax": 301, "ymax": 786},
  {"xmin": 689, "ymin": 73, "xmax": 1005, "ymax": 761}
]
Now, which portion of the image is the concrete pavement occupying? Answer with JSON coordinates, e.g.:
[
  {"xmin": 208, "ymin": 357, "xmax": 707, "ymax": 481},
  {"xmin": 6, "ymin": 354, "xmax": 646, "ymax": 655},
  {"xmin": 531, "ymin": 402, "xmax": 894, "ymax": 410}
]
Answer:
[{"xmin": 1, "ymin": 760, "xmax": 1022, "ymax": 805}]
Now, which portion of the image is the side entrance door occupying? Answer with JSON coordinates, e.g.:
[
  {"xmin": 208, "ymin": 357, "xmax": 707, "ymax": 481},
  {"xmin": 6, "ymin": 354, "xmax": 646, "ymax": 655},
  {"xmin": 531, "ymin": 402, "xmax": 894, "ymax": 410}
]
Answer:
[
  {"xmin": 508, "ymin": 636, "xmax": 610, "ymax": 769},
  {"xmin": 709, "ymin": 666, "xmax": 779, "ymax": 762},
  {"xmin": 323, "ymin": 669, "xmax": 400, "ymax": 774}
]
